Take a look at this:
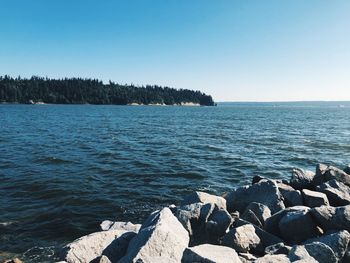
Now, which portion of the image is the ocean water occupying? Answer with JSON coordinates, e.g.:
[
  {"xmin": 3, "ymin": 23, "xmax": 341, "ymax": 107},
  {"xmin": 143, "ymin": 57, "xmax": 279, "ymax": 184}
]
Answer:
[{"xmin": 1, "ymin": 102, "xmax": 350, "ymax": 262}]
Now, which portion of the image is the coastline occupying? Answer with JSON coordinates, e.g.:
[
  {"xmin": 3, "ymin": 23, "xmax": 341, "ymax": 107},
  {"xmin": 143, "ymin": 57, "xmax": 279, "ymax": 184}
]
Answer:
[{"xmin": 39, "ymin": 163, "xmax": 350, "ymax": 263}]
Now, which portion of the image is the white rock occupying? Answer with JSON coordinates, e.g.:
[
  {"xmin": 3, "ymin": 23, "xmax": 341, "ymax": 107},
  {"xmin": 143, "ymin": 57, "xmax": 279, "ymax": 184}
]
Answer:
[
  {"xmin": 100, "ymin": 220, "xmax": 141, "ymax": 232},
  {"xmin": 60, "ymin": 230, "xmax": 129, "ymax": 263},
  {"xmin": 118, "ymin": 207, "xmax": 189, "ymax": 263}
]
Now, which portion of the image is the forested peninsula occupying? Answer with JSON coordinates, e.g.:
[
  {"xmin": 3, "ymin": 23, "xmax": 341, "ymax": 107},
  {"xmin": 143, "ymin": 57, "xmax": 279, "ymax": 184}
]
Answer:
[{"xmin": 0, "ymin": 75, "xmax": 215, "ymax": 106}]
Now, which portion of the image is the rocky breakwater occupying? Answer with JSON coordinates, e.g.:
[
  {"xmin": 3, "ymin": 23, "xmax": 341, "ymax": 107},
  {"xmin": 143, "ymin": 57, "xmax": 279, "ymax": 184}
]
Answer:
[{"xmin": 57, "ymin": 163, "xmax": 350, "ymax": 263}]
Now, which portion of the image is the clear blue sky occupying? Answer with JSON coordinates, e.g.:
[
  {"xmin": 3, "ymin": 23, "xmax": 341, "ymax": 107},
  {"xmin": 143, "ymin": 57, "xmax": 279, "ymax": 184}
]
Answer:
[{"xmin": 0, "ymin": 0, "xmax": 349, "ymax": 101}]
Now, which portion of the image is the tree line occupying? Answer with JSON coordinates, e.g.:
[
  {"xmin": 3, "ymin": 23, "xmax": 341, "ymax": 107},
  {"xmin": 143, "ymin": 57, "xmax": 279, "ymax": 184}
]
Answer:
[{"xmin": 0, "ymin": 75, "xmax": 215, "ymax": 106}]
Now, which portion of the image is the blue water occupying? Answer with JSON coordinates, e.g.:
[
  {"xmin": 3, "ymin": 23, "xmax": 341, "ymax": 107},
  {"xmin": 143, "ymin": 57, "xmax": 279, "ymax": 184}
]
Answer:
[{"xmin": 1, "ymin": 102, "xmax": 350, "ymax": 262}]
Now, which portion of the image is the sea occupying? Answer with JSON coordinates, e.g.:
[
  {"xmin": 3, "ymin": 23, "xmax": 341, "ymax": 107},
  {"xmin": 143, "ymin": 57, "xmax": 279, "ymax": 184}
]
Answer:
[{"xmin": 1, "ymin": 102, "xmax": 350, "ymax": 262}]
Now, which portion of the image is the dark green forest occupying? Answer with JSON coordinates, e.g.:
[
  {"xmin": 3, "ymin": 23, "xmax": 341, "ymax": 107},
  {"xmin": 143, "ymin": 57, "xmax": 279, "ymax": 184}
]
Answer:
[{"xmin": 0, "ymin": 75, "xmax": 215, "ymax": 106}]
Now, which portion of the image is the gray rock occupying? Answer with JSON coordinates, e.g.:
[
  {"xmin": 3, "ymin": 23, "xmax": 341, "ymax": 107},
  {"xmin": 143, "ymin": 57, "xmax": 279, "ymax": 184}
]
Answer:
[
  {"xmin": 311, "ymin": 205, "xmax": 350, "ymax": 232},
  {"xmin": 100, "ymin": 220, "xmax": 141, "ymax": 232},
  {"xmin": 344, "ymin": 164, "xmax": 350, "ymax": 175},
  {"xmin": 254, "ymin": 254, "xmax": 291, "ymax": 263},
  {"xmin": 265, "ymin": 243, "xmax": 291, "ymax": 255},
  {"xmin": 315, "ymin": 164, "xmax": 350, "ymax": 186},
  {"xmin": 316, "ymin": 179, "xmax": 350, "ymax": 206},
  {"xmin": 243, "ymin": 202, "xmax": 271, "ymax": 225},
  {"xmin": 175, "ymin": 202, "xmax": 205, "ymax": 236},
  {"xmin": 225, "ymin": 180, "xmax": 285, "ymax": 214},
  {"xmin": 118, "ymin": 207, "xmax": 189, "ymax": 263},
  {"xmin": 301, "ymin": 189, "xmax": 329, "ymax": 208},
  {"xmin": 303, "ymin": 242, "xmax": 337, "ymax": 263},
  {"xmin": 288, "ymin": 246, "xmax": 317, "ymax": 262},
  {"xmin": 277, "ymin": 183, "xmax": 303, "ymax": 207},
  {"xmin": 222, "ymin": 224, "xmax": 261, "ymax": 253},
  {"xmin": 278, "ymin": 208, "xmax": 322, "ymax": 243},
  {"xmin": 224, "ymin": 222, "xmax": 282, "ymax": 255},
  {"xmin": 182, "ymin": 244, "xmax": 242, "ymax": 263},
  {"xmin": 181, "ymin": 191, "xmax": 226, "ymax": 209},
  {"xmin": 290, "ymin": 168, "xmax": 315, "ymax": 190},
  {"xmin": 241, "ymin": 209, "xmax": 263, "ymax": 228},
  {"xmin": 304, "ymin": 230, "xmax": 350, "ymax": 260},
  {"xmin": 60, "ymin": 230, "xmax": 130, "ymax": 263},
  {"xmin": 264, "ymin": 206, "xmax": 310, "ymax": 237},
  {"xmin": 205, "ymin": 207, "xmax": 233, "ymax": 243}
]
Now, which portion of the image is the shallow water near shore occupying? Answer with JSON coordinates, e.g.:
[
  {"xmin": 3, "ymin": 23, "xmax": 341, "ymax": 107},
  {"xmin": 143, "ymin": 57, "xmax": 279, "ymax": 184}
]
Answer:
[{"xmin": 1, "ymin": 102, "xmax": 350, "ymax": 262}]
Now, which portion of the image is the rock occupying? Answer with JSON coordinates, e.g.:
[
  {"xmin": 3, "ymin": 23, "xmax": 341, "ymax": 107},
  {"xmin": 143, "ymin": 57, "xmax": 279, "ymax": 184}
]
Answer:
[
  {"xmin": 290, "ymin": 168, "xmax": 315, "ymax": 190},
  {"xmin": 60, "ymin": 230, "xmax": 132, "ymax": 263},
  {"xmin": 100, "ymin": 220, "xmax": 141, "ymax": 232},
  {"xmin": 316, "ymin": 179, "xmax": 350, "ymax": 206},
  {"xmin": 254, "ymin": 254, "xmax": 291, "ymax": 263},
  {"xmin": 182, "ymin": 244, "xmax": 242, "ymax": 263},
  {"xmin": 288, "ymin": 246, "xmax": 317, "ymax": 262},
  {"xmin": 304, "ymin": 230, "xmax": 350, "ymax": 260},
  {"xmin": 98, "ymin": 255, "xmax": 111, "ymax": 263},
  {"xmin": 234, "ymin": 219, "xmax": 283, "ymax": 252},
  {"xmin": 241, "ymin": 209, "xmax": 263, "ymax": 227},
  {"xmin": 205, "ymin": 207, "xmax": 233, "ymax": 243},
  {"xmin": 344, "ymin": 164, "xmax": 350, "ymax": 175},
  {"xmin": 301, "ymin": 189, "xmax": 329, "ymax": 208},
  {"xmin": 243, "ymin": 202, "xmax": 271, "ymax": 225},
  {"xmin": 239, "ymin": 253, "xmax": 257, "ymax": 262},
  {"xmin": 181, "ymin": 191, "xmax": 226, "ymax": 209},
  {"xmin": 264, "ymin": 206, "xmax": 310, "ymax": 237},
  {"xmin": 252, "ymin": 175, "xmax": 265, "ymax": 184},
  {"xmin": 222, "ymin": 224, "xmax": 261, "ymax": 253},
  {"xmin": 303, "ymin": 242, "xmax": 337, "ymax": 263},
  {"xmin": 225, "ymin": 180, "xmax": 285, "ymax": 214},
  {"xmin": 265, "ymin": 243, "xmax": 291, "ymax": 255},
  {"xmin": 278, "ymin": 208, "xmax": 322, "ymax": 243},
  {"xmin": 118, "ymin": 207, "xmax": 189, "ymax": 263},
  {"xmin": 277, "ymin": 183, "xmax": 303, "ymax": 207},
  {"xmin": 175, "ymin": 202, "xmax": 205, "ymax": 236},
  {"xmin": 310, "ymin": 205, "xmax": 350, "ymax": 232},
  {"xmin": 315, "ymin": 164, "xmax": 350, "ymax": 186}
]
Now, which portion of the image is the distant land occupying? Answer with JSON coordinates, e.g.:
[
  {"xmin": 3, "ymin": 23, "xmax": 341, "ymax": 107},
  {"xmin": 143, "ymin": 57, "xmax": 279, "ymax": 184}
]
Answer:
[{"xmin": 0, "ymin": 75, "xmax": 215, "ymax": 106}]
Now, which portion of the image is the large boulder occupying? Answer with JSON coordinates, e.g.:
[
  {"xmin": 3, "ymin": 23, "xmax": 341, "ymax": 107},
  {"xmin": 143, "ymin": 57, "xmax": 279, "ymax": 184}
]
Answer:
[
  {"xmin": 222, "ymin": 224, "xmax": 261, "ymax": 254},
  {"xmin": 224, "ymin": 222, "xmax": 282, "ymax": 255},
  {"xmin": 304, "ymin": 230, "xmax": 350, "ymax": 261},
  {"xmin": 182, "ymin": 244, "xmax": 242, "ymax": 263},
  {"xmin": 242, "ymin": 202, "xmax": 271, "ymax": 226},
  {"xmin": 303, "ymin": 242, "xmax": 337, "ymax": 263},
  {"xmin": 288, "ymin": 246, "xmax": 317, "ymax": 262},
  {"xmin": 315, "ymin": 164, "xmax": 350, "ymax": 186},
  {"xmin": 225, "ymin": 180, "xmax": 285, "ymax": 214},
  {"xmin": 316, "ymin": 179, "xmax": 350, "ymax": 206},
  {"xmin": 301, "ymin": 189, "xmax": 329, "ymax": 208},
  {"xmin": 100, "ymin": 220, "xmax": 141, "ymax": 232},
  {"xmin": 175, "ymin": 202, "xmax": 232, "ymax": 245},
  {"xmin": 181, "ymin": 191, "xmax": 226, "ymax": 209},
  {"xmin": 205, "ymin": 207, "xmax": 233, "ymax": 243},
  {"xmin": 278, "ymin": 208, "xmax": 322, "ymax": 243},
  {"xmin": 118, "ymin": 208, "xmax": 189, "ymax": 263},
  {"xmin": 310, "ymin": 205, "xmax": 350, "ymax": 232},
  {"xmin": 290, "ymin": 168, "xmax": 315, "ymax": 190},
  {"xmin": 264, "ymin": 206, "xmax": 310, "ymax": 237},
  {"xmin": 277, "ymin": 183, "xmax": 303, "ymax": 207},
  {"xmin": 60, "ymin": 230, "xmax": 133, "ymax": 263}
]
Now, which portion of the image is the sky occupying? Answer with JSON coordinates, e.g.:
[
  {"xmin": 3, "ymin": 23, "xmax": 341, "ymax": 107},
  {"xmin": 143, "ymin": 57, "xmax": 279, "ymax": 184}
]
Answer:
[{"xmin": 0, "ymin": 0, "xmax": 349, "ymax": 102}]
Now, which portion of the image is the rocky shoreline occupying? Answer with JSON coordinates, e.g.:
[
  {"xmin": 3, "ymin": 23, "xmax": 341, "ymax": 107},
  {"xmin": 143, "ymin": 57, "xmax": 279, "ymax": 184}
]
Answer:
[{"xmin": 7, "ymin": 163, "xmax": 350, "ymax": 263}]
